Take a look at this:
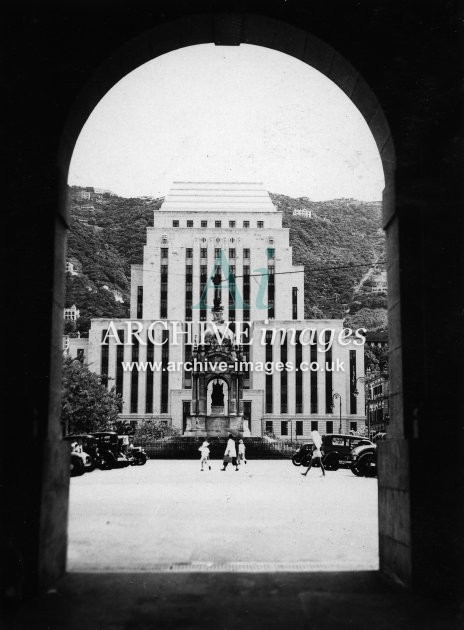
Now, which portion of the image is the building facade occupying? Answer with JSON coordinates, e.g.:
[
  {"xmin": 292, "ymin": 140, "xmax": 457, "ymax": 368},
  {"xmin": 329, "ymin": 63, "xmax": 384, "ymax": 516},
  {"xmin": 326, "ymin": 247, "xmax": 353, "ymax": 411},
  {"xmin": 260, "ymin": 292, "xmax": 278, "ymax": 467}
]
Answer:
[{"xmin": 80, "ymin": 182, "xmax": 365, "ymax": 438}]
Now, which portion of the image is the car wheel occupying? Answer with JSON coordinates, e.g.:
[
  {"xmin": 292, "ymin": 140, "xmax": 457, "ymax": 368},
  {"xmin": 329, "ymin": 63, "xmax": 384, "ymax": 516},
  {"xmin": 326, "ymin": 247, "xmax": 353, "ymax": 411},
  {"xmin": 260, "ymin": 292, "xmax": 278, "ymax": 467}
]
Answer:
[
  {"xmin": 292, "ymin": 455, "xmax": 302, "ymax": 466},
  {"xmin": 324, "ymin": 455, "xmax": 340, "ymax": 471},
  {"xmin": 135, "ymin": 453, "xmax": 147, "ymax": 466},
  {"xmin": 70, "ymin": 455, "xmax": 85, "ymax": 477},
  {"xmin": 98, "ymin": 453, "xmax": 115, "ymax": 470},
  {"xmin": 86, "ymin": 457, "xmax": 95, "ymax": 472},
  {"xmin": 358, "ymin": 453, "xmax": 376, "ymax": 477},
  {"xmin": 351, "ymin": 462, "xmax": 364, "ymax": 476}
]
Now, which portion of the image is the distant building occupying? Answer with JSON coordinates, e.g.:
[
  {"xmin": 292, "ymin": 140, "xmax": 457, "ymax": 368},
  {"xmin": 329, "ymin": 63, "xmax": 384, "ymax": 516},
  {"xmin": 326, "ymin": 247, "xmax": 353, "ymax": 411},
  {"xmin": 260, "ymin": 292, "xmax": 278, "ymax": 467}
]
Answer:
[
  {"xmin": 365, "ymin": 369, "xmax": 389, "ymax": 436},
  {"xmin": 77, "ymin": 190, "xmax": 91, "ymax": 201},
  {"xmin": 64, "ymin": 305, "xmax": 80, "ymax": 321},
  {"xmin": 371, "ymin": 271, "xmax": 387, "ymax": 293},
  {"xmin": 63, "ymin": 336, "xmax": 87, "ymax": 363},
  {"xmin": 293, "ymin": 208, "xmax": 312, "ymax": 218},
  {"xmin": 66, "ymin": 258, "xmax": 81, "ymax": 276},
  {"xmin": 85, "ymin": 181, "xmax": 365, "ymax": 437},
  {"xmin": 365, "ymin": 331, "xmax": 388, "ymax": 348}
]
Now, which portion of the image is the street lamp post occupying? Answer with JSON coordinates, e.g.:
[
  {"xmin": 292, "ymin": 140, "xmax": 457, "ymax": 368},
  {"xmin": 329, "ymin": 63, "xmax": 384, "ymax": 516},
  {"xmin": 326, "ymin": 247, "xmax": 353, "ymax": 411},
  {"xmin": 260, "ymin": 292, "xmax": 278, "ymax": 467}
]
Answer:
[{"xmin": 332, "ymin": 392, "xmax": 342, "ymax": 433}]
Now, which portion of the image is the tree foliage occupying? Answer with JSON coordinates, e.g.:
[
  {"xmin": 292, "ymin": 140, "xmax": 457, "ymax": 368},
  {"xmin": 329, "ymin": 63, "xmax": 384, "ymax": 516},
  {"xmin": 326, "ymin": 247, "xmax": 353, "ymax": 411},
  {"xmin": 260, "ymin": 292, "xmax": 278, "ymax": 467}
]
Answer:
[
  {"xmin": 61, "ymin": 356, "xmax": 122, "ymax": 434},
  {"xmin": 133, "ymin": 419, "xmax": 181, "ymax": 442}
]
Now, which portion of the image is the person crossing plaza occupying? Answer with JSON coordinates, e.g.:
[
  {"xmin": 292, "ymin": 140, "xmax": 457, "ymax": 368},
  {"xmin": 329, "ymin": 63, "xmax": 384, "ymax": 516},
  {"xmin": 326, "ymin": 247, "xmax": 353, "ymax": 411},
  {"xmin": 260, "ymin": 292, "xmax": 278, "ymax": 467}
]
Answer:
[
  {"xmin": 237, "ymin": 439, "xmax": 247, "ymax": 465},
  {"xmin": 301, "ymin": 430, "xmax": 326, "ymax": 478},
  {"xmin": 198, "ymin": 440, "xmax": 211, "ymax": 471}
]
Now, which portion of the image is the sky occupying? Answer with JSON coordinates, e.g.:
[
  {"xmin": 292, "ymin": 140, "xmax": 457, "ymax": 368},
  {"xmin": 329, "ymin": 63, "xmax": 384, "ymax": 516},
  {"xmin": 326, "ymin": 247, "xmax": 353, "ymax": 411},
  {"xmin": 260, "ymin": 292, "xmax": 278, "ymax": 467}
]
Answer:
[{"xmin": 68, "ymin": 44, "xmax": 384, "ymax": 201}]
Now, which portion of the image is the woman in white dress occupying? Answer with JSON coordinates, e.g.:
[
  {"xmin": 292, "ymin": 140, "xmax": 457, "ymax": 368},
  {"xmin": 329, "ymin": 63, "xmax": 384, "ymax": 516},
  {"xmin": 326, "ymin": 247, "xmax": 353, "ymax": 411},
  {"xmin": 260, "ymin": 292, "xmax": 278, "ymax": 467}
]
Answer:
[
  {"xmin": 221, "ymin": 434, "xmax": 239, "ymax": 471},
  {"xmin": 301, "ymin": 430, "xmax": 325, "ymax": 477}
]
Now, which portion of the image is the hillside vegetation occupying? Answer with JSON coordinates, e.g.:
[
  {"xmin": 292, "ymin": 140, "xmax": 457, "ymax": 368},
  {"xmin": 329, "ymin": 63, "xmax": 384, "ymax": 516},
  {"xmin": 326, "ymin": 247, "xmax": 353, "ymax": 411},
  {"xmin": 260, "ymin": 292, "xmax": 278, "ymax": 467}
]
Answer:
[{"xmin": 65, "ymin": 187, "xmax": 386, "ymax": 334}]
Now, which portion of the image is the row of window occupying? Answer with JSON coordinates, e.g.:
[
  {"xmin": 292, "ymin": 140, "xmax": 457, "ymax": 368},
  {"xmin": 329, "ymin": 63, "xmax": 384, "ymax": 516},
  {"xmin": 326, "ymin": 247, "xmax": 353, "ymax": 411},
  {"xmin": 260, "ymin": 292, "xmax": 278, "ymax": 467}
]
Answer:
[
  {"xmin": 172, "ymin": 219, "xmax": 265, "ymax": 229},
  {"xmin": 265, "ymin": 420, "xmax": 358, "ymax": 436},
  {"xmin": 182, "ymin": 247, "xmax": 275, "ymax": 260}
]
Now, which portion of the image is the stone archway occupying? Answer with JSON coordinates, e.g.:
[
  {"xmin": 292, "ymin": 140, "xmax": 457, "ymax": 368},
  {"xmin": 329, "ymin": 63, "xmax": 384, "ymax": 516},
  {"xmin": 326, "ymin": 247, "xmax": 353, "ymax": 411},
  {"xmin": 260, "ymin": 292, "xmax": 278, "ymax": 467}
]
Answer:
[
  {"xmin": 57, "ymin": 13, "xmax": 401, "ymax": 585},
  {"xmin": 9, "ymin": 8, "xmax": 461, "ymax": 601}
]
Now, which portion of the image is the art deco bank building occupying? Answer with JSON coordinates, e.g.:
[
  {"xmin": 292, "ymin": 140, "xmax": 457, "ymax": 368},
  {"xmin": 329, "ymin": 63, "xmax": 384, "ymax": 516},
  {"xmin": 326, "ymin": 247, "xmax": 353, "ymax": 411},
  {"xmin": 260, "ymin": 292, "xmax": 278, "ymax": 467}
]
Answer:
[{"xmin": 79, "ymin": 182, "xmax": 366, "ymax": 438}]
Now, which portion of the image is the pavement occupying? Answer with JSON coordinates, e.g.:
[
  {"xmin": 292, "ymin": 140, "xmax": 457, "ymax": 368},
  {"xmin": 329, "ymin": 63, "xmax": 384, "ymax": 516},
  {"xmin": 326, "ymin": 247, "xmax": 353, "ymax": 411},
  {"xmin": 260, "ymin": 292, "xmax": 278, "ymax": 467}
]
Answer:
[
  {"xmin": 67, "ymin": 459, "xmax": 379, "ymax": 571},
  {"xmin": 4, "ymin": 461, "xmax": 461, "ymax": 629}
]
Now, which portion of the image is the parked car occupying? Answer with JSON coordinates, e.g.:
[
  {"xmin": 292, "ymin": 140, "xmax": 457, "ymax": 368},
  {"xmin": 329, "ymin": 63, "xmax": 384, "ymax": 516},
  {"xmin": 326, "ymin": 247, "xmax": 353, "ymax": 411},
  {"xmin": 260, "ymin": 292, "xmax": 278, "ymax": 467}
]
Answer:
[
  {"xmin": 292, "ymin": 434, "xmax": 373, "ymax": 471},
  {"xmin": 90, "ymin": 431, "xmax": 131, "ymax": 469},
  {"xmin": 291, "ymin": 442, "xmax": 313, "ymax": 467},
  {"xmin": 65, "ymin": 434, "xmax": 101, "ymax": 470},
  {"xmin": 350, "ymin": 443, "xmax": 377, "ymax": 477},
  {"xmin": 65, "ymin": 436, "xmax": 95, "ymax": 476},
  {"xmin": 321, "ymin": 434, "xmax": 373, "ymax": 470},
  {"xmin": 118, "ymin": 435, "xmax": 148, "ymax": 466}
]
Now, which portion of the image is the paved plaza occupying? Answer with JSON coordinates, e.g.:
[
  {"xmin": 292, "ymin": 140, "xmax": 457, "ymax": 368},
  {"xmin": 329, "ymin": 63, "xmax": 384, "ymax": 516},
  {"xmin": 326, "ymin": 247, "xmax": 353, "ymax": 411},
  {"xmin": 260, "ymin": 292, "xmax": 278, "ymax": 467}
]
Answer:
[{"xmin": 67, "ymin": 460, "xmax": 378, "ymax": 572}]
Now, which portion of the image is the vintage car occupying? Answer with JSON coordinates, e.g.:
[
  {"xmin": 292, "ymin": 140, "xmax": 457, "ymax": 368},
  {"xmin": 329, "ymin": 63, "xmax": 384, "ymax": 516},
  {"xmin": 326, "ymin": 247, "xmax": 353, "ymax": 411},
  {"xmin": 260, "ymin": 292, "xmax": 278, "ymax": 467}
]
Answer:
[
  {"xmin": 90, "ymin": 431, "xmax": 131, "ymax": 469},
  {"xmin": 118, "ymin": 435, "xmax": 148, "ymax": 466},
  {"xmin": 65, "ymin": 436, "xmax": 95, "ymax": 477},
  {"xmin": 320, "ymin": 434, "xmax": 373, "ymax": 470},
  {"xmin": 350, "ymin": 443, "xmax": 377, "ymax": 477},
  {"xmin": 291, "ymin": 433, "xmax": 372, "ymax": 471}
]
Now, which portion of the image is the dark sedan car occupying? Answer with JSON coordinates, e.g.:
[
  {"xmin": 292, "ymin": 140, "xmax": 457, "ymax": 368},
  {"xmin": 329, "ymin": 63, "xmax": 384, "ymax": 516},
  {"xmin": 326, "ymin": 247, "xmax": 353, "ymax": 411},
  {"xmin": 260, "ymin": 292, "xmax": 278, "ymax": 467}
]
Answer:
[
  {"xmin": 320, "ymin": 434, "xmax": 372, "ymax": 470},
  {"xmin": 350, "ymin": 443, "xmax": 377, "ymax": 477}
]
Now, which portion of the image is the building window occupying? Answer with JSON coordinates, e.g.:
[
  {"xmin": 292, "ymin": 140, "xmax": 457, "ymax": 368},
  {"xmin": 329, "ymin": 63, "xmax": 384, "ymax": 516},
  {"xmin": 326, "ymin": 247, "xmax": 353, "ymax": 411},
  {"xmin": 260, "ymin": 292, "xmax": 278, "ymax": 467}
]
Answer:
[
  {"xmin": 265, "ymin": 331, "xmax": 273, "ymax": 413},
  {"xmin": 243, "ymin": 265, "xmax": 250, "ymax": 321},
  {"xmin": 101, "ymin": 330, "xmax": 109, "ymax": 378},
  {"xmin": 243, "ymin": 248, "xmax": 250, "ymax": 259},
  {"xmin": 326, "ymin": 420, "xmax": 333, "ymax": 434},
  {"xmin": 268, "ymin": 266, "xmax": 275, "ymax": 319},
  {"xmin": 160, "ymin": 263, "xmax": 168, "ymax": 318},
  {"xmin": 325, "ymin": 331, "xmax": 333, "ymax": 414},
  {"xmin": 310, "ymin": 338, "xmax": 318, "ymax": 413},
  {"xmin": 130, "ymin": 339, "xmax": 139, "ymax": 413},
  {"xmin": 243, "ymin": 220, "xmax": 250, "ymax": 228},
  {"xmin": 161, "ymin": 248, "xmax": 168, "ymax": 259},
  {"xmin": 229, "ymin": 248, "xmax": 236, "ymax": 259},
  {"xmin": 161, "ymin": 329, "xmax": 169, "ymax": 413},
  {"xmin": 295, "ymin": 332, "xmax": 303, "ymax": 413},
  {"xmin": 172, "ymin": 220, "xmax": 179, "ymax": 227},
  {"xmin": 185, "ymin": 263, "xmax": 193, "ymax": 321},
  {"xmin": 350, "ymin": 350, "xmax": 357, "ymax": 414},
  {"xmin": 296, "ymin": 420, "xmax": 303, "ymax": 436},
  {"xmin": 186, "ymin": 248, "xmax": 193, "ymax": 259},
  {"xmin": 257, "ymin": 221, "xmax": 264, "ymax": 228},
  {"xmin": 350, "ymin": 421, "xmax": 358, "ymax": 433},
  {"xmin": 292, "ymin": 287, "xmax": 297, "ymax": 320},
  {"xmin": 137, "ymin": 286, "xmax": 143, "ymax": 319},
  {"xmin": 311, "ymin": 421, "xmax": 318, "ymax": 432},
  {"xmin": 201, "ymin": 220, "xmax": 207, "ymax": 228},
  {"xmin": 281, "ymin": 421, "xmax": 288, "ymax": 436},
  {"xmin": 214, "ymin": 248, "xmax": 221, "ymax": 259},
  {"xmin": 200, "ymin": 248, "xmax": 207, "ymax": 258},
  {"xmin": 280, "ymin": 332, "xmax": 288, "ymax": 413},
  {"xmin": 200, "ymin": 264, "xmax": 207, "ymax": 322},
  {"xmin": 187, "ymin": 220, "xmax": 193, "ymax": 228},
  {"xmin": 266, "ymin": 247, "xmax": 275, "ymax": 260},
  {"xmin": 116, "ymin": 329, "xmax": 125, "ymax": 396},
  {"xmin": 146, "ymin": 339, "xmax": 154, "ymax": 413},
  {"xmin": 265, "ymin": 420, "xmax": 273, "ymax": 435},
  {"xmin": 215, "ymin": 220, "xmax": 222, "ymax": 228},
  {"xmin": 229, "ymin": 220, "xmax": 236, "ymax": 228}
]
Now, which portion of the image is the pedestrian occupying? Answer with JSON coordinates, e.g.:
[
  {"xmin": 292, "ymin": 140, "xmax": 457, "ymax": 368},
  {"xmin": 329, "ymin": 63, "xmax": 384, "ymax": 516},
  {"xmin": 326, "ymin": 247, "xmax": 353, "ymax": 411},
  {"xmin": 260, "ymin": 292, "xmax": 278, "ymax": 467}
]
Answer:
[
  {"xmin": 198, "ymin": 440, "xmax": 211, "ymax": 471},
  {"xmin": 221, "ymin": 433, "xmax": 239, "ymax": 471},
  {"xmin": 301, "ymin": 430, "xmax": 325, "ymax": 477},
  {"xmin": 238, "ymin": 439, "xmax": 247, "ymax": 465}
]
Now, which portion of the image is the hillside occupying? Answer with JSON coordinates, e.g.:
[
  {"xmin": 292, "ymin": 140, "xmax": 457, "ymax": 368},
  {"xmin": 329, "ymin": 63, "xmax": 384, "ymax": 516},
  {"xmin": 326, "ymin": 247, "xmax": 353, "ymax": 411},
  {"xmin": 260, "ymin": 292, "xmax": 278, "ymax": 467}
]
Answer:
[{"xmin": 65, "ymin": 187, "xmax": 386, "ymax": 334}]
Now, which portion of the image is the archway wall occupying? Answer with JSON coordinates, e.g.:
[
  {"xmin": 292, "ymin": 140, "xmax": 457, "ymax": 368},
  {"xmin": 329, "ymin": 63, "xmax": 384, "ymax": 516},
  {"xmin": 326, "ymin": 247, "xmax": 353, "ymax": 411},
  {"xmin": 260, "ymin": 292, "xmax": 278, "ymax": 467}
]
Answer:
[{"xmin": 4, "ymin": 3, "xmax": 461, "ymax": 599}]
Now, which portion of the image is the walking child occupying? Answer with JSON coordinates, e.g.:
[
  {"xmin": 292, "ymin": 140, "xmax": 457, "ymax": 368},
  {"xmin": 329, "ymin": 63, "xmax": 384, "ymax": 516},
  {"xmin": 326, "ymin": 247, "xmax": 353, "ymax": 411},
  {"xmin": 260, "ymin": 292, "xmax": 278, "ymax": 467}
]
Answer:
[
  {"xmin": 238, "ymin": 439, "xmax": 247, "ymax": 465},
  {"xmin": 198, "ymin": 440, "xmax": 211, "ymax": 471}
]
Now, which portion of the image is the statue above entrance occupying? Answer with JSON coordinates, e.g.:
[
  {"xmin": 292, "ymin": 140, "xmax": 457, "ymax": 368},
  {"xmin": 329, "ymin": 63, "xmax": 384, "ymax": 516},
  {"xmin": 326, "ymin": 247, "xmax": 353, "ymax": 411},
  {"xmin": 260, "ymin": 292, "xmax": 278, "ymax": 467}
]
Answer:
[
  {"xmin": 211, "ymin": 380, "xmax": 224, "ymax": 407},
  {"xmin": 204, "ymin": 266, "xmax": 235, "ymax": 346}
]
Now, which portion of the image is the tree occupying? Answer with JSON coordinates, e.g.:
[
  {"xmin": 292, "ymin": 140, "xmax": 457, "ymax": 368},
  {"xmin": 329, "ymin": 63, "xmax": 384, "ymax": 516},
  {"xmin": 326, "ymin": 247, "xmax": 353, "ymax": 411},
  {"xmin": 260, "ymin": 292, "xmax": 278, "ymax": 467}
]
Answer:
[
  {"xmin": 133, "ymin": 419, "xmax": 180, "ymax": 442},
  {"xmin": 61, "ymin": 356, "xmax": 122, "ymax": 435}
]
